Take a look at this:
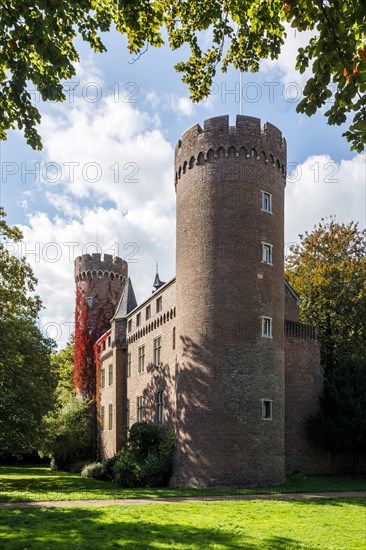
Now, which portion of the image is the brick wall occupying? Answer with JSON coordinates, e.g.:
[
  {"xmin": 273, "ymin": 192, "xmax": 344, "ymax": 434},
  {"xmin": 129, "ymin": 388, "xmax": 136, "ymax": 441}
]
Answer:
[{"xmin": 174, "ymin": 115, "xmax": 287, "ymax": 487}]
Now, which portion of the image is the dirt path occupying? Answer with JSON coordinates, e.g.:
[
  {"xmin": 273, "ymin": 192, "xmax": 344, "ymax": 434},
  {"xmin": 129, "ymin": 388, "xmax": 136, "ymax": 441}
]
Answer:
[{"xmin": 1, "ymin": 491, "xmax": 366, "ymax": 509}]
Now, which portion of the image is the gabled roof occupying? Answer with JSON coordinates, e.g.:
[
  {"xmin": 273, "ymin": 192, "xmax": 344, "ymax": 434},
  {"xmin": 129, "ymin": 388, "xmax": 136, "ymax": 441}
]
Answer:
[
  {"xmin": 284, "ymin": 279, "xmax": 302, "ymax": 304},
  {"xmin": 113, "ymin": 277, "xmax": 138, "ymax": 320}
]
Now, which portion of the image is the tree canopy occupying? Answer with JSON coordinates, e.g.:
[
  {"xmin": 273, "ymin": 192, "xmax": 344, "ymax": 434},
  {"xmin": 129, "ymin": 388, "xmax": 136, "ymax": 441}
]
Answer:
[
  {"xmin": 0, "ymin": 209, "xmax": 56, "ymax": 456},
  {"xmin": 308, "ymin": 356, "xmax": 366, "ymax": 475},
  {"xmin": 0, "ymin": 1, "xmax": 365, "ymax": 151},
  {"xmin": 285, "ymin": 219, "xmax": 366, "ymax": 371}
]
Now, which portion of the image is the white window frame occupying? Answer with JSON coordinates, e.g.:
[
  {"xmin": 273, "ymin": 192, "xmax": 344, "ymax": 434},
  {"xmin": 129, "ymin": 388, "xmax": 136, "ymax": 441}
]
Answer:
[
  {"xmin": 261, "ymin": 191, "xmax": 272, "ymax": 213},
  {"xmin": 261, "ymin": 316, "xmax": 273, "ymax": 338},
  {"xmin": 108, "ymin": 363, "xmax": 113, "ymax": 385},
  {"xmin": 261, "ymin": 399, "xmax": 273, "ymax": 421},
  {"xmin": 262, "ymin": 242, "xmax": 273, "ymax": 265}
]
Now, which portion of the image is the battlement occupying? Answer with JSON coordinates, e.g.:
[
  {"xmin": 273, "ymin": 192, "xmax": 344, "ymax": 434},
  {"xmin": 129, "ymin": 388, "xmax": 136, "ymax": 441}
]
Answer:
[
  {"xmin": 74, "ymin": 253, "xmax": 127, "ymax": 282},
  {"xmin": 175, "ymin": 115, "xmax": 286, "ymax": 186}
]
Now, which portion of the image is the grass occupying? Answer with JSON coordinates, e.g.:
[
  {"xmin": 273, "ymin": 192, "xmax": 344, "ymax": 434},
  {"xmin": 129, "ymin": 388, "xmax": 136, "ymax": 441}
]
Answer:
[
  {"xmin": 1, "ymin": 465, "xmax": 366, "ymax": 503},
  {"xmin": 0, "ymin": 499, "xmax": 365, "ymax": 549}
]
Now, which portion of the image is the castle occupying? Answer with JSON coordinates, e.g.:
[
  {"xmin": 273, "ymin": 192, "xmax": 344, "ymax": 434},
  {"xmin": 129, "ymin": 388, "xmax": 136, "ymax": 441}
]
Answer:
[{"xmin": 74, "ymin": 115, "xmax": 328, "ymax": 487}]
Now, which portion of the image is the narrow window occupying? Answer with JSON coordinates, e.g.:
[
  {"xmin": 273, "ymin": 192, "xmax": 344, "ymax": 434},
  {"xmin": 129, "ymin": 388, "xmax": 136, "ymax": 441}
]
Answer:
[
  {"xmin": 108, "ymin": 364, "xmax": 113, "ymax": 385},
  {"xmin": 136, "ymin": 312, "xmax": 141, "ymax": 327},
  {"xmin": 138, "ymin": 345, "xmax": 145, "ymax": 373},
  {"xmin": 125, "ymin": 399, "xmax": 130, "ymax": 430},
  {"xmin": 261, "ymin": 399, "xmax": 273, "ymax": 420},
  {"xmin": 128, "ymin": 320, "xmax": 132, "ymax": 332},
  {"xmin": 100, "ymin": 406, "xmax": 105, "ymax": 430},
  {"xmin": 261, "ymin": 191, "xmax": 272, "ymax": 213},
  {"xmin": 108, "ymin": 335, "xmax": 111, "ymax": 347},
  {"xmin": 101, "ymin": 368, "xmax": 105, "ymax": 389},
  {"xmin": 137, "ymin": 396, "xmax": 144, "ymax": 422},
  {"xmin": 261, "ymin": 316, "xmax": 273, "ymax": 338},
  {"xmin": 172, "ymin": 327, "xmax": 176, "ymax": 350},
  {"xmin": 108, "ymin": 404, "xmax": 113, "ymax": 430},
  {"xmin": 86, "ymin": 296, "xmax": 93, "ymax": 307},
  {"xmin": 127, "ymin": 352, "xmax": 131, "ymax": 377},
  {"xmin": 153, "ymin": 336, "xmax": 162, "ymax": 365},
  {"xmin": 156, "ymin": 391, "xmax": 164, "ymax": 425},
  {"xmin": 156, "ymin": 296, "xmax": 162, "ymax": 313},
  {"xmin": 262, "ymin": 242, "xmax": 273, "ymax": 265},
  {"xmin": 146, "ymin": 305, "xmax": 151, "ymax": 320}
]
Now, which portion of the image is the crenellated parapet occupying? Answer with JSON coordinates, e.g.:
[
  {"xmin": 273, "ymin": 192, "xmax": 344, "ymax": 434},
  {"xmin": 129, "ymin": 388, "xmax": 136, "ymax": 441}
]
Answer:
[
  {"xmin": 74, "ymin": 253, "xmax": 127, "ymax": 283},
  {"xmin": 175, "ymin": 115, "xmax": 287, "ymax": 186}
]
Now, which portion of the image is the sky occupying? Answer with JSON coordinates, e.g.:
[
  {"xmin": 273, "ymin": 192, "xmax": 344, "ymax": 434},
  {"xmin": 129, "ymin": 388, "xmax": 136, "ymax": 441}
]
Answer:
[{"xmin": 1, "ymin": 26, "xmax": 365, "ymax": 348}]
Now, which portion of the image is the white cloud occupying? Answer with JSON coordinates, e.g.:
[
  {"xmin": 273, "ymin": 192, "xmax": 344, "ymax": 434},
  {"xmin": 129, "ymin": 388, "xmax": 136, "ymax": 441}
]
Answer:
[
  {"xmin": 285, "ymin": 153, "xmax": 366, "ymax": 248},
  {"xmin": 16, "ymin": 79, "xmax": 177, "ymax": 348},
  {"xmin": 19, "ymin": 204, "xmax": 176, "ymax": 348}
]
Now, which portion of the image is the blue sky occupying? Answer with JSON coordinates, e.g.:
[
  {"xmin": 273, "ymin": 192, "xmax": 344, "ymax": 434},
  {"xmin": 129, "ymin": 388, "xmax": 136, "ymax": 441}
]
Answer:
[{"xmin": 1, "ymin": 27, "xmax": 365, "ymax": 347}]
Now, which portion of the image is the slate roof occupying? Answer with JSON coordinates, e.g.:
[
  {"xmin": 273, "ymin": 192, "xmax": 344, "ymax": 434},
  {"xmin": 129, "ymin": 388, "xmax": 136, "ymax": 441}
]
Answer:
[{"xmin": 113, "ymin": 277, "xmax": 138, "ymax": 319}]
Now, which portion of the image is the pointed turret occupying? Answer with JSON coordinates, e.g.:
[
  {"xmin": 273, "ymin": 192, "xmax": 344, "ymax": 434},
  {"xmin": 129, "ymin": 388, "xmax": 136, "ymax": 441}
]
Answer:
[
  {"xmin": 113, "ymin": 277, "xmax": 137, "ymax": 319},
  {"xmin": 153, "ymin": 263, "xmax": 166, "ymax": 291}
]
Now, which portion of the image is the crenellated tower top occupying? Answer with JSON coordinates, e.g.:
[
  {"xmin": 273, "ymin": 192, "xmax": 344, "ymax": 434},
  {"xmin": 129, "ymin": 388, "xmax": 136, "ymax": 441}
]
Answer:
[
  {"xmin": 74, "ymin": 253, "xmax": 127, "ymax": 283},
  {"xmin": 175, "ymin": 115, "xmax": 287, "ymax": 187}
]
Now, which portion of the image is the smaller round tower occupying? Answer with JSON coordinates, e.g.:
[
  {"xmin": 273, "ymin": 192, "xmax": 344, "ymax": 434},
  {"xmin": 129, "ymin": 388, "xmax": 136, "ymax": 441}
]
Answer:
[{"xmin": 74, "ymin": 253, "xmax": 127, "ymax": 397}]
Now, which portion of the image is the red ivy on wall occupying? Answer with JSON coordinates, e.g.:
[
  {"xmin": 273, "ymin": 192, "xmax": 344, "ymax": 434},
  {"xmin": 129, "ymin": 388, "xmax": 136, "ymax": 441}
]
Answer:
[{"xmin": 74, "ymin": 282, "xmax": 93, "ymax": 396}]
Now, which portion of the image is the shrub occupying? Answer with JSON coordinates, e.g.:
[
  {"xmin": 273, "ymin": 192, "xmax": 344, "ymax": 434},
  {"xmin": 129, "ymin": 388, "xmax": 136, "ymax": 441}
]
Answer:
[
  {"xmin": 102, "ymin": 454, "xmax": 119, "ymax": 480},
  {"xmin": 141, "ymin": 454, "xmax": 170, "ymax": 487},
  {"xmin": 81, "ymin": 462, "xmax": 107, "ymax": 480},
  {"xmin": 69, "ymin": 460, "xmax": 90, "ymax": 474},
  {"xmin": 113, "ymin": 449, "xmax": 142, "ymax": 487},
  {"xmin": 128, "ymin": 422, "xmax": 163, "ymax": 461},
  {"xmin": 40, "ymin": 397, "xmax": 93, "ymax": 470}
]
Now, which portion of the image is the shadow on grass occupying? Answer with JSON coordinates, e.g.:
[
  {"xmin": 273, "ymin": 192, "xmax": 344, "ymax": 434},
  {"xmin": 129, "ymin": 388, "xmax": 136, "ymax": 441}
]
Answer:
[{"xmin": 0, "ymin": 506, "xmax": 325, "ymax": 550}]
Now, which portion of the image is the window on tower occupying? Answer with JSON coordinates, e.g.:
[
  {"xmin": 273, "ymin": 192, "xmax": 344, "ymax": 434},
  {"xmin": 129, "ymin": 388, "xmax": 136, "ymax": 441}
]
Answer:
[
  {"xmin": 136, "ymin": 312, "xmax": 141, "ymax": 327},
  {"xmin": 262, "ymin": 242, "xmax": 273, "ymax": 265},
  {"xmin": 156, "ymin": 296, "xmax": 162, "ymax": 313},
  {"xmin": 261, "ymin": 316, "xmax": 273, "ymax": 338},
  {"xmin": 261, "ymin": 191, "xmax": 272, "ymax": 213},
  {"xmin": 261, "ymin": 399, "xmax": 273, "ymax": 420}
]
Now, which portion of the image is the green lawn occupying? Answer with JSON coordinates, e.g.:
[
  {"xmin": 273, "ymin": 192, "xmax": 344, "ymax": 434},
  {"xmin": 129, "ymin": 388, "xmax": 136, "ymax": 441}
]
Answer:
[
  {"xmin": 1, "ymin": 465, "xmax": 366, "ymax": 503},
  {"xmin": 1, "ymin": 499, "xmax": 365, "ymax": 549}
]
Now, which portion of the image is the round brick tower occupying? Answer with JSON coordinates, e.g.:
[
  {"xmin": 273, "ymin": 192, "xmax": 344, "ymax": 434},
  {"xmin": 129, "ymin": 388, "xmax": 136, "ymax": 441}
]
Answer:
[
  {"xmin": 74, "ymin": 253, "xmax": 127, "ymax": 397},
  {"xmin": 174, "ymin": 115, "xmax": 287, "ymax": 486}
]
